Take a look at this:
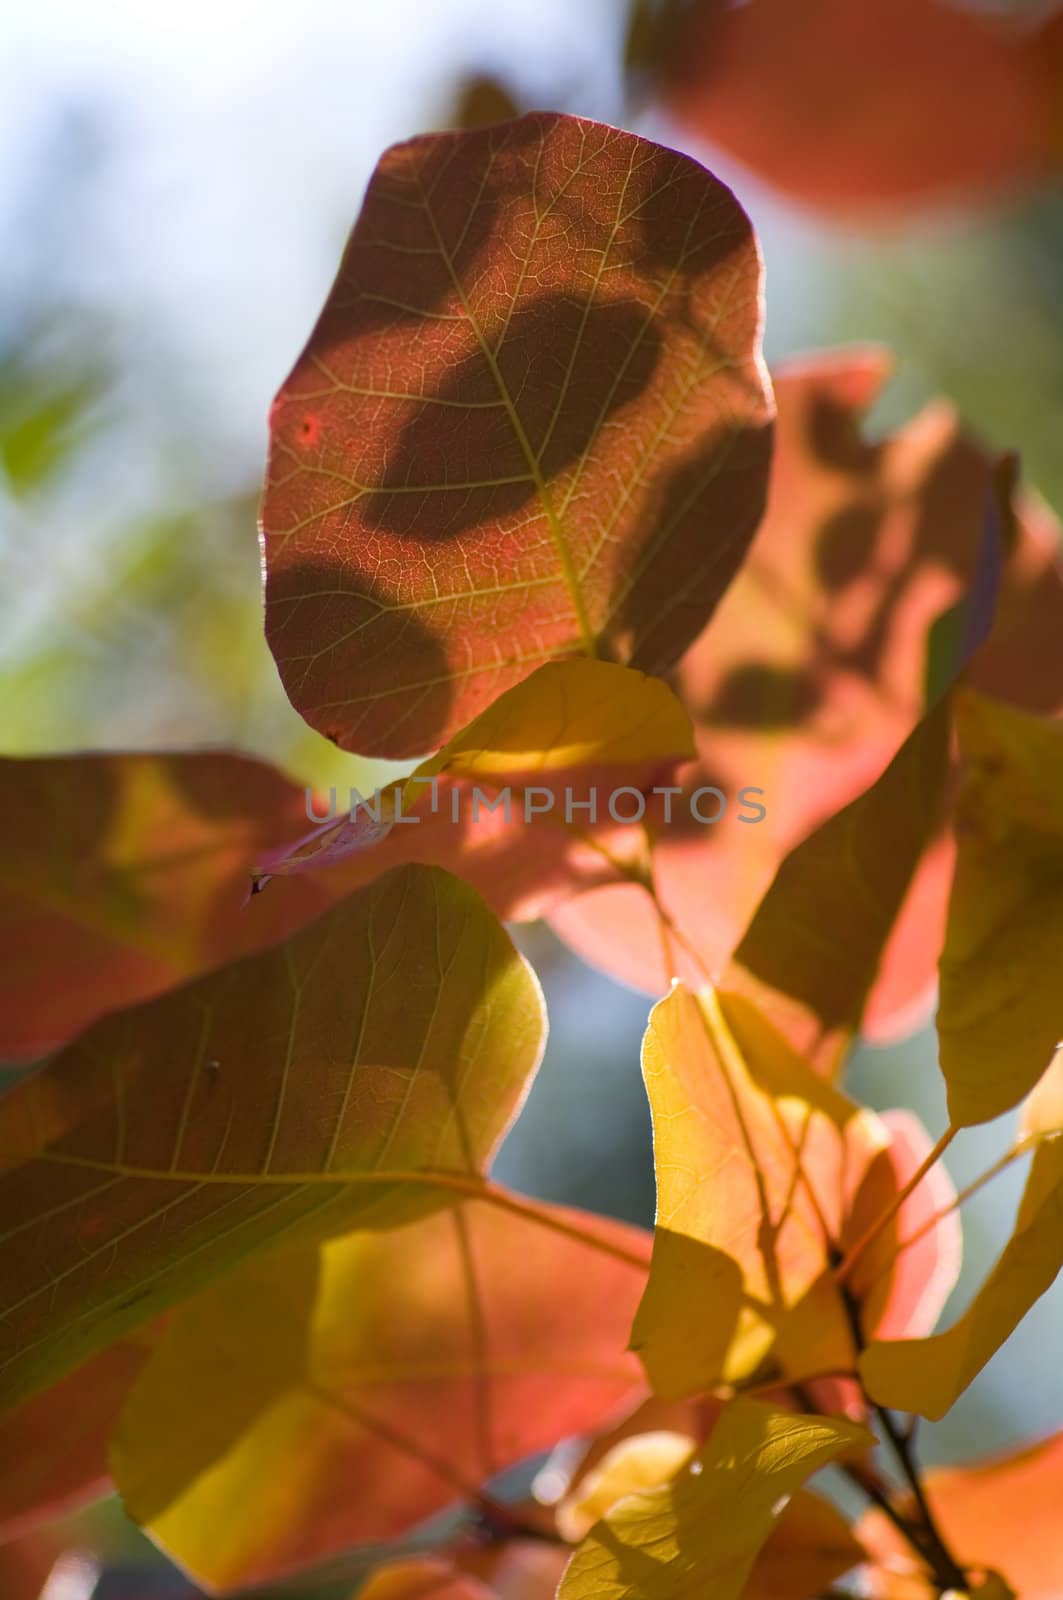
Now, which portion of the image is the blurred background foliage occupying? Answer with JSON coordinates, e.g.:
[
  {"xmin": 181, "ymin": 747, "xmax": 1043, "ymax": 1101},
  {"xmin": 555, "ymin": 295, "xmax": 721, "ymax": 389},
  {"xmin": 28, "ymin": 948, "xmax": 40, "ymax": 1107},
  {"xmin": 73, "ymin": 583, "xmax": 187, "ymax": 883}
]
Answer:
[{"xmin": 1, "ymin": 0, "xmax": 1061, "ymax": 1593}]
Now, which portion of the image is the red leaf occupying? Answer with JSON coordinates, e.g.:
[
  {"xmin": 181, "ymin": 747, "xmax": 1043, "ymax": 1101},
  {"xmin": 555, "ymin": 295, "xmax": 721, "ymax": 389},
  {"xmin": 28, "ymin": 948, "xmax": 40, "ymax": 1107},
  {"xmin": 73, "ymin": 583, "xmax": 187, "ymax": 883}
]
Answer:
[
  {"xmin": 262, "ymin": 111, "xmax": 773, "ymax": 758},
  {"xmin": 0, "ymin": 751, "xmax": 350, "ymax": 1061},
  {"xmin": 0, "ymin": 1340, "xmax": 152, "ymax": 1541},
  {"xmin": 547, "ymin": 350, "xmax": 1063, "ymax": 1037},
  {"xmin": 662, "ymin": 0, "xmax": 1062, "ymax": 219}
]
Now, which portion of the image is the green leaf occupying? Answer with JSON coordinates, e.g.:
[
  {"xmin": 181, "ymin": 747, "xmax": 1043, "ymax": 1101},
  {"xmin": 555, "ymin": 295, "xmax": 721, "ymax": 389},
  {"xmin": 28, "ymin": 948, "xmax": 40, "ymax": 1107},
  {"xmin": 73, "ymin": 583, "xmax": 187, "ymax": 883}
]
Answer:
[
  {"xmin": 728, "ymin": 697, "xmax": 952, "ymax": 1074},
  {"xmin": 938, "ymin": 691, "xmax": 1063, "ymax": 1126},
  {"xmin": 0, "ymin": 865, "xmax": 546, "ymax": 1407}
]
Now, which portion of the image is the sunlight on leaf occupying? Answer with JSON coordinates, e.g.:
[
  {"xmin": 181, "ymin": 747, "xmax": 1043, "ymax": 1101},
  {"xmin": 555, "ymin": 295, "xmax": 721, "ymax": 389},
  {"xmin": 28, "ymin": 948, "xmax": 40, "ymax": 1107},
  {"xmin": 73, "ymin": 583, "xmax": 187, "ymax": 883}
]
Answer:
[
  {"xmin": 111, "ymin": 1197, "xmax": 648, "ymax": 1590},
  {"xmin": 0, "ymin": 865, "xmax": 546, "ymax": 1407},
  {"xmin": 262, "ymin": 111, "xmax": 773, "ymax": 758},
  {"xmin": 557, "ymin": 1398, "xmax": 870, "ymax": 1600},
  {"xmin": 632, "ymin": 985, "xmax": 884, "ymax": 1395},
  {"xmin": 859, "ymin": 1136, "xmax": 1063, "ymax": 1419}
]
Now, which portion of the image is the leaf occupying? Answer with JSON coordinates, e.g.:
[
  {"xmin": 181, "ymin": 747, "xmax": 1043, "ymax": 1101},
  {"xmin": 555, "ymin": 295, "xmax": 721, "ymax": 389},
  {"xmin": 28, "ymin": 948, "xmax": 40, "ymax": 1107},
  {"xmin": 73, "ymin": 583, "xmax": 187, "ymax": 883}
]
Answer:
[
  {"xmin": 660, "ymin": 0, "xmax": 1063, "ymax": 219},
  {"xmin": 251, "ymin": 659, "xmax": 694, "ymax": 894},
  {"xmin": 725, "ymin": 697, "xmax": 952, "ymax": 1073},
  {"xmin": 111, "ymin": 1197, "xmax": 648, "ymax": 1591},
  {"xmin": 0, "ymin": 864, "xmax": 546, "ymax": 1407},
  {"xmin": 559, "ymin": 1434, "xmax": 862, "ymax": 1598},
  {"xmin": 359, "ymin": 1561, "xmax": 496, "ymax": 1600},
  {"xmin": 0, "ymin": 1337, "xmax": 153, "ymax": 1539},
  {"xmin": 0, "ymin": 1531, "xmax": 71, "ymax": 1600},
  {"xmin": 631, "ymin": 985, "xmax": 884, "ymax": 1396},
  {"xmin": 859, "ymin": 1135, "xmax": 1063, "ymax": 1419},
  {"xmin": 0, "ymin": 750, "xmax": 356, "ymax": 1063},
  {"xmin": 845, "ymin": 1110, "xmax": 962, "ymax": 1344},
  {"xmin": 937, "ymin": 692, "xmax": 1063, "ymax": 1126},
  {"xmin": 415, "ymin": 659, "xmax": 694, "ymax": 783},
  {"xmin": 557, "ymin": 1397, "xmax": 871, "ymax": 1600},
  {"xmin": 557, "ymin": 1431, "xmax": 694, "ymax": 1541},
  {"xmin": 361, "ymin": 1544, "xmax": 573, "ymax": 1600},
  {"xmin": 742, "ymin": 1491, "xmax": 865, "ymax": 1600},
  {"xmin": 1020, "ymin": 1050, "xmax": 1063, "ymax": 1142},
  {"xmin": 262, "ymin": 111, "xmax": 773, "ymax": 758},
  {"xmin": 456, "ymin": 1541, "xmax": 572, "ymax": 1600},
  {"xmin": 548, "ymin": 347, "xmax": 1062, "ymax": 1036},
  {"xmin": 859, "ymin": 1427, "xmax": 1063, "ymax": 1600}
]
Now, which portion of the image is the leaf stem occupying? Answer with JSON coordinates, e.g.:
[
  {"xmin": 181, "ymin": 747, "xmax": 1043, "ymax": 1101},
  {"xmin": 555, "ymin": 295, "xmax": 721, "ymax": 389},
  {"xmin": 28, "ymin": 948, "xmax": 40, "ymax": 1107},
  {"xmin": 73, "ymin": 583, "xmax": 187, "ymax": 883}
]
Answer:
[
  {"xmin": 871, "ymin": 1400, "xmax": 967, "ymax": 1593},
  {"xmin": 830, "ymin": 1285, "xmax": 968, "ymax": 1594},
  {"xmin": 833, "ymin": 1125, "xmax": 958, "ymax": 1285}
]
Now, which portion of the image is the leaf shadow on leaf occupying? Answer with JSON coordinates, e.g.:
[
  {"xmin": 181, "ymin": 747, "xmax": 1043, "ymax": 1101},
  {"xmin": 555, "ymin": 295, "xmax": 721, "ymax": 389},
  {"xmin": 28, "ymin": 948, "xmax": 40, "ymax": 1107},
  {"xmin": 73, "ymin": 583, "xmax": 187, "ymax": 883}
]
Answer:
[
  {"xmin": 265, "ymin": 560, "xmax": 456, "ymax": 754},
  {"xmin": 609, "ymin": 402, "xmax": 775, "ymax": 675},
  {"xmin": 691, "ymin": 661, "xmax": 825, "ymax": 732},
  {"xmin": 360, "ymin": 296, "xmax": 665, "ymax": 543},
  {"xmin": 314, "ymin": 117, "xmax": 551, "ymax": 340}
]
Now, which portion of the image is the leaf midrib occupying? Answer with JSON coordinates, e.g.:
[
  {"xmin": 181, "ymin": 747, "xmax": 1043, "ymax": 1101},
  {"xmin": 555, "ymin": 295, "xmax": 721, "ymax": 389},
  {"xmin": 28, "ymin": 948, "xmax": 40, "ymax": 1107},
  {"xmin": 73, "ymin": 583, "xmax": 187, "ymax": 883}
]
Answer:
[{"xmin": 415, "ymin": 172, "xmax": 598, "ymax": 658}]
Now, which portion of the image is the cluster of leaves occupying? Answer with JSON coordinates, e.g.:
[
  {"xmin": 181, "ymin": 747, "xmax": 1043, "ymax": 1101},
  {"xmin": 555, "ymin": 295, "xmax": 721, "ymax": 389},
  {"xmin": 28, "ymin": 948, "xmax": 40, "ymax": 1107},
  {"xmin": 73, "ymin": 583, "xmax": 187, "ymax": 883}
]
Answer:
[{"xmin": 2, "ymin": 106, "xmax": 1063, "ymax": 1600}]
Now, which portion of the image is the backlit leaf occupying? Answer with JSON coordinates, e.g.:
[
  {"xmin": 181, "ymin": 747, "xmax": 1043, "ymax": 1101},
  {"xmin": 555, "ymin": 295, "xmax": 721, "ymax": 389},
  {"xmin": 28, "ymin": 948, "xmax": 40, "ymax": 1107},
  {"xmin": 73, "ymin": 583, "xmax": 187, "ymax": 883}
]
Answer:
[
  {"xmin": 859, "ymin": 1136, "xmax": 1063, "ymax": 1419},
  {"xmin": 111, "ymin": 1198, "xmax": 648, "ymax": 1590},
  {"xmin": 859, "ymin": 1427, "xmax": 1063, "ymax": 1600},
  {"xmin": 845, "ymin": 1110, "xmax": 962, "ymax": 1345},
  {"xmin": 557, "ymin": 1431, "xmax": 694, "ymax": 1542},
  {"xmin": 262, "ymin": 111, "xmax": 773, "ymax": 758},
  {"xmin": 726, "ymin": 697, "xmax": 952, "ymax": 1073},
  {"xmin": 660, "ymin": 0, "xmax": 1063, "ymax": 219},
  {"xmin": 631, "ymin": 985, "xmax": 884, "ymax": 1395},
  {"xmin": 557, "ymin": 1398, "xmax": 870, "ymax": 1600},
  {"xmin": 937, "ymin": 691, "xmax": 1063, "ymax": 1126},
  {"xmin": 0, "ymin": 865, "xmax": 546, "ymax": 1406},
  {"xmin": 548, "ymin": 349, "xmax": 1062, "ymax": 1033},
  {"xmin": 0, "ymin": 751, "xmax": 357, "ymax": 1062},
  {"xmin": 251, "ymin": 659, "xmax": 693, "ymax": 894}
]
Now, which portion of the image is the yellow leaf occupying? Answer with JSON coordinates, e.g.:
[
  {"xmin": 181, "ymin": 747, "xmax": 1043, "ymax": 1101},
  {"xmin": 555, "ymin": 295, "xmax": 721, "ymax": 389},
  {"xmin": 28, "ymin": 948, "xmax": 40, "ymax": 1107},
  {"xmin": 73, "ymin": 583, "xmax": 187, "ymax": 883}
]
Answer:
[
  {"xmin": 631, "ymin": 985, "xmax": 880, "ymax": 1395},
  {"xmin": 557, "ymin": 1431, "xmax": 694, "ymax": 1542},
  {"xmin": 1019, "ymin": 1049, "xmax": 1063, "ymax": 1141},
  {"xmin": 938, "ymin": 692, "xmax": 1063, "ymax": 1126},
  {"xmin": 859, "ymin": 1136, "xmax": 1063, "ymax": 1419},
  {"xmin": 0, "ymin": 865, "xmax": 546, "ymax": 1407},
  {"xmin": 414, "ymin": 659, "xmax": 694, "ymax": 784},
  {"xmin": 110, "ymin": 1196, "xmax": 648, "ymax": 1591},
  {"xmin": 557, "ymin": 1398, "xmax": 871, "ymax": 1600}
]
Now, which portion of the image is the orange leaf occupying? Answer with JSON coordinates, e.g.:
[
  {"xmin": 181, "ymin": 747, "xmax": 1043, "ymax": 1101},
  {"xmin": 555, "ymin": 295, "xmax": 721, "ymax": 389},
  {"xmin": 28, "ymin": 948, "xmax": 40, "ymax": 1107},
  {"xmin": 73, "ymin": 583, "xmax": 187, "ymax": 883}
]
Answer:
[
  {"xmin": 859, "ymin": 1137, "xmax": 1063, "ymax": 1419},
  {"xmin": 548, "ymin": 349, "xmax": 1063, "ymax": 1034},
  {"xmin": 111, "ymin": 1198, "xmax": 648, "ymax": 1590},
  {"xmin": 262, "ymin": 111, "xmax": 773, "ymax": 758},
  {"xmin": 0, "ymin": 751, "xmax": 354, "ymax": 1062},
  {"xmin": 661, "ymin": 0, "xmax": 1062, "ymax": 219},
  {"xmin": 859, "ymin": 1428, "xmax": 1063, "ymax": 1599},
  {"xmin": 360, "ymin": 1560, "xmax": 496, "ymax": 1600}
]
